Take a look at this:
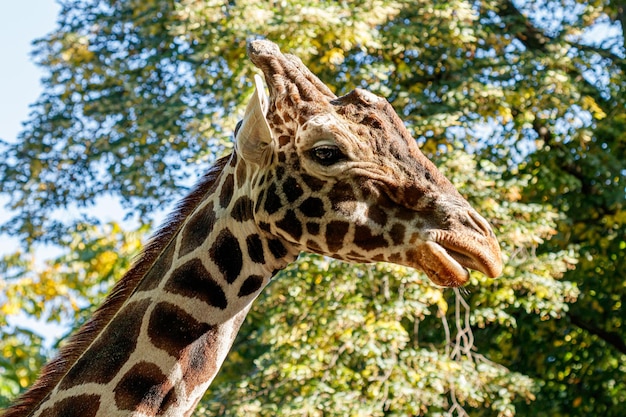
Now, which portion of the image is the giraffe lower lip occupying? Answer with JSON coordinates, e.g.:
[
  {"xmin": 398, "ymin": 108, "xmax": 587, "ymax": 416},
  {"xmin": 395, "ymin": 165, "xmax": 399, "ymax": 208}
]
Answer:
[{"xmin": 413, "ymin": 242, "xmax": 470, "ymax": 287}]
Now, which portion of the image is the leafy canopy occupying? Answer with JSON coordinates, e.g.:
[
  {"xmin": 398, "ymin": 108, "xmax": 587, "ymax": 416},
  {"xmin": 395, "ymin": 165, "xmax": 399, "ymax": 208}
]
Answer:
[{"xmin": 1, "ymin": 0, "xmax": 624, "ymax": 415}]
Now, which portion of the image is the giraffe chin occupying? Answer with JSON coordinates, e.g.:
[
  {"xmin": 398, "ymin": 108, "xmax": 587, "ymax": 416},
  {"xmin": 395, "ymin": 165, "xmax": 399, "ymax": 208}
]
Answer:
[{"xmin": 412, "ymin": 241, "xmax": 471, "ymax": 288}]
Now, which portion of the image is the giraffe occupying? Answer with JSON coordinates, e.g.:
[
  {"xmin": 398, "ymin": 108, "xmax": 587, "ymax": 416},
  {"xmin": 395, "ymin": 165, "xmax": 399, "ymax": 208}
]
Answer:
[{"xmin": 5, "ymin": 40, "xmax": 502, "ymax": 417}]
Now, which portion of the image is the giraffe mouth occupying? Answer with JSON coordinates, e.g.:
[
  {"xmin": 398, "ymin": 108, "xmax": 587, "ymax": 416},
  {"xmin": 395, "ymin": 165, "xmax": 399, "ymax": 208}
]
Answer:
[
  {"xmin": 411, "ymin": 236, "xmax": 502, "ymax": 287},
  {"xmin": 412, "ymin": 242, "xmax": 470, "ymax": 287}
]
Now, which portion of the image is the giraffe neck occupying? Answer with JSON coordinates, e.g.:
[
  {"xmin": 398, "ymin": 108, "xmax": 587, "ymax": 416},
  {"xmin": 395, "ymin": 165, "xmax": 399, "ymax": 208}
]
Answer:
[{"xmin": 23, "ymin": 153, "xmax": 298, "ymax": 417}]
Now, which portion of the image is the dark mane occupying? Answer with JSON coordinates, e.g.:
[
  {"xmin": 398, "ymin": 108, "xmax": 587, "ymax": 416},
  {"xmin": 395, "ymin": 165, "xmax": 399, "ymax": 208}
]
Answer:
[{"xmin": 4, "ymin": 155, "xmax": 231, "ymax": 417}]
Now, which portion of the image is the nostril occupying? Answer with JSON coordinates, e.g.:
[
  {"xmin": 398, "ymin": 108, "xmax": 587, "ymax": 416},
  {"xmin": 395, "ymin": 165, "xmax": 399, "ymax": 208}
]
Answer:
[{"xmin": 466, "ymin": 210, "xmax": 494, "ymax": 238}]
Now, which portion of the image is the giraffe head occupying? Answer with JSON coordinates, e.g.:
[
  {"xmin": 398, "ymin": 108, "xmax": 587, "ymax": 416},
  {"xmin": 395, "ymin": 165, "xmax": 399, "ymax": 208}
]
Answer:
[{"xmin": 235, "ymin": 40, "xmax": 501, "ymax": 287}]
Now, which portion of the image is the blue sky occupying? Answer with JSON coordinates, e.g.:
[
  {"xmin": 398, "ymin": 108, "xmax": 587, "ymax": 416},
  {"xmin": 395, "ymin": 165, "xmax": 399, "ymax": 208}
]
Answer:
[
  {"xmin": 0, "ymin": 1, "xmax": 64, "ymax": 343},
  {"xmin": 0, "ymin": 1, "xmax": 62, "ymax": 251},
  {"xmin": 0, "ymin": 1, "xmax": 155, "ymax": 345},
  {"xmin": 0, "ymin": 0, "xmax": 130, "ymax": 240},
  {"xmin": 0, "ymin": 1, "xmax": 61, "ymax": 145}
]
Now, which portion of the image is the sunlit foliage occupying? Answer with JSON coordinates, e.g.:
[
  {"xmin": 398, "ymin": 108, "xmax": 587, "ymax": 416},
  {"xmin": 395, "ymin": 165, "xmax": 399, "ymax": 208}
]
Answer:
[{"xmin": 0, "ymin": 0, "xmax": 624, "ymax": 415}]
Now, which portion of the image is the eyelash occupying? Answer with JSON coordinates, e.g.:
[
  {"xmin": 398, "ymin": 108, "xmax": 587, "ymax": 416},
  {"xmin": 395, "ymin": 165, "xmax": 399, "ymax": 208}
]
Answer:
[{"xmin": 310, "ymin": 145, "xmax": 347, "ymax": 166}]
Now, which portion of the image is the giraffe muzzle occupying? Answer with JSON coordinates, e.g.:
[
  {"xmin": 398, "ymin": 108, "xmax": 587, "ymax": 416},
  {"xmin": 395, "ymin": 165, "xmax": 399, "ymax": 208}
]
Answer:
[
  {"xmin": 411, "ymin": 233, "xmax": 502, "ymax": 287},
  {"xmin": 418, "ymin": 210, "xmax": 503, "ymax": 286}
]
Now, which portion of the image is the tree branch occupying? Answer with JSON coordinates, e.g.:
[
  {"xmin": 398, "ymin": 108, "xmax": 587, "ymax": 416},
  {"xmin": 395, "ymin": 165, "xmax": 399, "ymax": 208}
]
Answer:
[
  {"xmin": 493, "ymin": 0, "xmax": 620, "ymax": 115},
  {"xmin": 616, "ymin": 0, "xmax": 626, "ymax": 50},
  {"xmin": 495, "ymin": 0, "xmax": 550, "ymax": 53},
  {"xmin": 569, "ymin": 313, "xmax": 626, "ymax": 355}
]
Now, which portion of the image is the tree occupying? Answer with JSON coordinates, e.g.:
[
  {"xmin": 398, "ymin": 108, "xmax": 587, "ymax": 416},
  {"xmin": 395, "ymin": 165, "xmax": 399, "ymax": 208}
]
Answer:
[
  {"xmin": 0, "ymin": 223, "xmax": 145, "ymax": 407},
  {"xmin": 1, "ymin": 0, "xmax": 623, "ymax": 415}
]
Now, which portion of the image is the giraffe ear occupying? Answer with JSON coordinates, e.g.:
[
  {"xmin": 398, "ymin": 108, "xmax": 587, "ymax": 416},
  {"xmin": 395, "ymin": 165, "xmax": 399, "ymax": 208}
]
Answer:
[{"xmin": 236, "ymin": 74, "xmax": 274, "ymax": 164}]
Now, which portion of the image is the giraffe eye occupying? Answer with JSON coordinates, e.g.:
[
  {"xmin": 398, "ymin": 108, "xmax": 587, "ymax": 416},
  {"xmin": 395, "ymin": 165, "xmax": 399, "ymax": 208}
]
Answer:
[{"xmin": 310, "ymin": 145, "xmax": 346, "ymax": 166}]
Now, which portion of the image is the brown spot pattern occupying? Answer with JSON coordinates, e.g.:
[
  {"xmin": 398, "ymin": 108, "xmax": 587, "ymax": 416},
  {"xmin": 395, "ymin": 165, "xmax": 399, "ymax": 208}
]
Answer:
[
  {"xmin": 367, "ymin": 205, "xmax": 388, "ymax": 227},
  {"xmin": 306, "ymin": 239, "xmax": 322, "ymax": 252},
  {"xmin": 301, "ymin": 174, "xmax": 325, "ymax": 191},
  {"xmin": 278, "ymin": 135, "xmax": 290, "ymax": 147},
  {"xmin": 306, "ymin": 222, "xmax": 320, "ymax": 235},
  {"xmin": 236, "ymin": 159, "xmax": 247, "ymax": 189},
  {"xmin": 268, "ymin": 238, "xmax": 288, "ymax": 259},
  {"xmin": 148, "ymin": 302, "xmax": 214, "ymax": 357},
  {"xmin": 390, "ymin": 223, "xmax": 406, "ymax": 245},
  {"xmin": 137, "ymin": 242, "xmax": 176, "ymax": 292},
  {"xmin": 276, "ymin": 209, "xmax": 303, "ymax": 241},
  {"xmin": 59, "ymin": 300, "xmax": 150, "ymax": 389},
  {"xmin": 179, "ymin": 202, "xmax": 216, "ymax": 257},
  {"xmin": 231, "ymin": 196, "xmax": 254, "ymax": 222},
  {"xmin": 246, "ymin": 234, "xmax": 265, "ymax": 264},
  {"xmin": 40, "ymin": 394, "xmax": 100, "ymax": 417},
  {"xmin": 209, "ymin": 229, "xmax": 243, "ymax": 284},
  {"xmin": 219, "ymin": 174, "xmax": 235, "ymax": 208},
  {"xmin": 326, "ymin": 221, "xmax": 350, "ymax": 253},
  {"xmin": 238, "ymin": 275, "xmax": 265, "ymax": 297},
  {"xmin": 114, "ymin": 361, "xmax": 174, "ymax": 413},
  {"xmin": 328, "ymin": 182, "xmax": 357, "ymax": 211},
  {"xmin": 263, "ymin": 183, "xmax": 282, "ymax": 214},
  {"xmin": 354, "ymin": 225, "xmax": 388, "ymax": 251},
  {"xmin": 282, "ymin": 177, "xmax": 303, "ymax": 203},
  {"xmin": 165, "ymin": 258, "xmax": 228, "ymax": 310},
  {"xmin": 299, "ymin": 197, "xmax": 325, "ymax": 218},
  {"xmin": 180, "ymin": 328, "xmax": 220, "ymax": 388}
]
